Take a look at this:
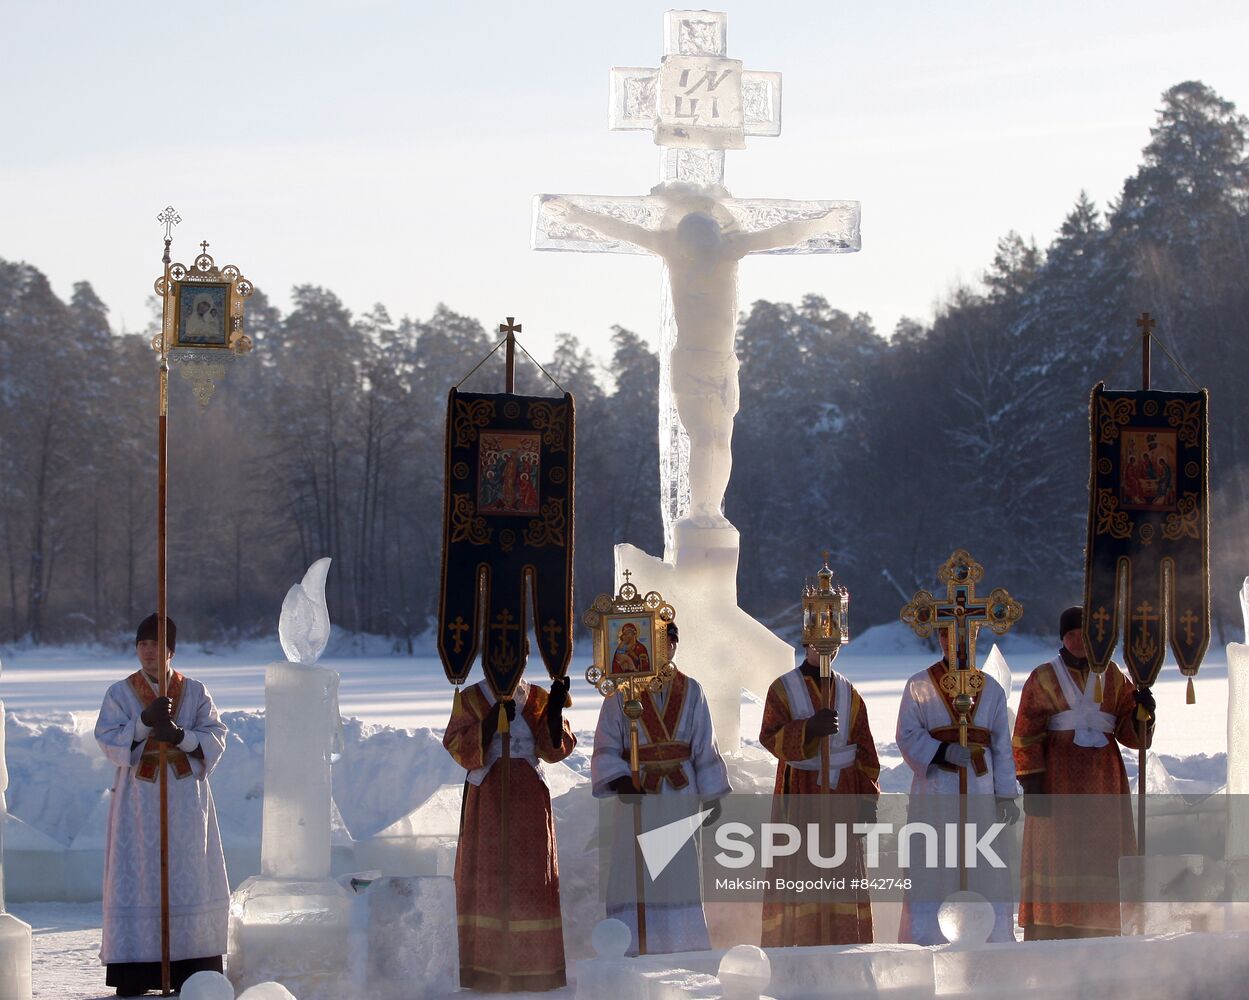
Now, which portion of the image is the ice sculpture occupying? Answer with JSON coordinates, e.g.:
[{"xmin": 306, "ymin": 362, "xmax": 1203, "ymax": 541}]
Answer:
[
  {"xmin": 229, "ymin": 558, "xmax": 351, "ymax": 998},
  {"xmin": 1227, "ymin": 578, "xmax": 1249, "ymax": 861},
  {"xmin": 534, "ymin": 10, "xmax": 860, "ymax": 747},
  {"xmin": 0, "ymin": 656, "xmax": 33, "ymax": 1000},
  {"xmin": 981, "ymin": 644, "xmax": 1016, "ymax": 734}
]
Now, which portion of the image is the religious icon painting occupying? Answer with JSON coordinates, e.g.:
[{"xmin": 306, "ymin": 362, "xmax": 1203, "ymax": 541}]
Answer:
[
  {"xmin": 477, "ymin": 432, "xmax": 542, "ymax": 516},
  {"xmin": 174, "ymin": 283, "xmax": 231, "ymax": 347},
  {"xmin": 438, "ymin": 388, "xmax": 575, "ymax": 699},
  {"xmin": 1119, "ymin": 428, "xmax": 1178, "ymax": 511},
  {"xmin": 157, "ymin": 246, "xmax": 255, "ymax": 356},
  {"xmin": 1084, "ymin": 383, "xmax": 1210, "ymax": 689},
  {"xmin": 606, "ymin": 614, "xmax": 655, "ymax": 677},
  {"xmin": 582, "ymin": 579, "xmax": 675, "ymax": 697}
]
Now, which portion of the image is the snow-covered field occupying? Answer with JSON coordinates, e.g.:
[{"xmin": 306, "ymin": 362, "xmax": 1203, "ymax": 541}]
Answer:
[{"xmin": 0, "ymin": 624, "xmax": 1233, "ymax": 998}]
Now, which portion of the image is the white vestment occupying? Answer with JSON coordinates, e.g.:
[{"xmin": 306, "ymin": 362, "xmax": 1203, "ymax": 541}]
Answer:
[
  {"xmin": 591, "ymin": 671, "xmax": 731, "ymax": 955},
  {"xmin": 895, "ymin": 664, "xmax": 1018, "ymax": 944},
  {"xmin": 95, "ymin": 672, "xmax": 229, "ymax": 965}
]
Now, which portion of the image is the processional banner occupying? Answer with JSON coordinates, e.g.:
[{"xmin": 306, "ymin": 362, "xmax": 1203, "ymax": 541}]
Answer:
[
  {"xmin": 1083, "ymin": 382, "xmax": 1209, "ymax": 688},
  {"xmin": 438, "ymin": 388, "xmax": 575, "ymax": 698}
]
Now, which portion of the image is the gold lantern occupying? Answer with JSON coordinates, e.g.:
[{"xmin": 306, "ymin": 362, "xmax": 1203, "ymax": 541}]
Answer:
[{"xmin": 800, "ymin": 554, "xmax": 849, "ymax": 792}]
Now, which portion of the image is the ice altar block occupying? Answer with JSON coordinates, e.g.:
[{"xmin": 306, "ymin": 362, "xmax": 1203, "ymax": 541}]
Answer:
[
  {"xmin": 227, "ymin": 560, "xmax": 457, "ymax": 999},
  {"xmin": 227, "ymin": 559, "xmax": 352, "ymax": 996}
]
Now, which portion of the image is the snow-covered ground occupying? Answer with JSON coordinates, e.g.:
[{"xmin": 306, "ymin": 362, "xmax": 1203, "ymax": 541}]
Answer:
[{"xmin": 0, "ymin": 623, "xmax": 1233, "ymax": 999}]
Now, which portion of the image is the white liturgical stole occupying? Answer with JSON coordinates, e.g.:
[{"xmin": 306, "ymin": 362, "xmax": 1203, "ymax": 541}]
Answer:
[
  {"xmin": 1046, "ymin": 657, "xmax": 1116, "ymax": 748},
  {"xmin": 467, "ymin": 680, "xmax": 545, "ymax": 787},
  {"xmin": 781, "ymin": 668, "xmax": 856, "ymax": 787}
]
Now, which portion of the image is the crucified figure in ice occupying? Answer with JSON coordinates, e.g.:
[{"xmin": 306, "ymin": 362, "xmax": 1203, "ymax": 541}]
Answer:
[{"xmin": 542, "ymin": 185, "xmax": 859, "ymax": 526}]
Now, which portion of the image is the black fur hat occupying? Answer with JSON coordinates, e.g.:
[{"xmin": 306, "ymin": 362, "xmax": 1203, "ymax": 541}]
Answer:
[
  {"xmin": 1059, "ymin": 606, "xmax": 1082, "ymax": 640},
  {"xmin": 135, "ymin": 613, "xmax": 177, "ymax": 652}
]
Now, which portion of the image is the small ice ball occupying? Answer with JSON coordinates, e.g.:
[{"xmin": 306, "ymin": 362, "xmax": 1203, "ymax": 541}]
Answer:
[
  {"xmin": 180, "ymin": 971, "xmax": 234, "ymax": 1000},
  {"xmin": 718, "ymin": 944, "xmax": 770, "ymax": 999},
  {"xmin": 591, "ymin": 918, "xmax": 631, "ymax": 958},
  {"xmin": 937, "ymin": 890, "xmax": 996, "ymax": 946},
  {"xmin": 238, "ymin": 982, "xmax": 298, "ymax": 1000}
]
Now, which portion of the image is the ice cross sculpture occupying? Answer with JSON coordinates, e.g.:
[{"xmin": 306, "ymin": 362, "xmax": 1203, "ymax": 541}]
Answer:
[{"xmin": 533, "ymin": 8, "xmax": 860, "ymax": 551}]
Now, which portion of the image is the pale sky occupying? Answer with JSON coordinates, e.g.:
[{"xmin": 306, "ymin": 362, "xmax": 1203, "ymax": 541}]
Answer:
[{"xmin": 3, "ymin": 1, "xmax": 1247, "ymax": 360}]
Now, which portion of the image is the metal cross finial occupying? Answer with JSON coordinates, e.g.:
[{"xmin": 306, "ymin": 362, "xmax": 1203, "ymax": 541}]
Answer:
[
  {"xmin": 157, "ymin": 206, "xmax": 181, "ymax": 240},
  {"xmin": 200, "ymin": 240, "xmax": 211, "ymax": 255},
  {"xmin": 1136, "ymin": 311, "xmax": 1156, "ymax": 336},
  {"xmin": 499, "ymin": 317, "xmax": 522, "ymax": 336},
  {"xmin": 622, "ymin": 569, "xmax": 633, "ymax": 585}
]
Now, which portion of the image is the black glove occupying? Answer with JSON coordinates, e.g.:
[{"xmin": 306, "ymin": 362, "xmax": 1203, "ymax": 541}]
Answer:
[
  {"xmin": 153, "ymin": 721, "xmax": 185, "ymax": 746},
  {"xmin": 1134, "ymin": 687, "xmax": 1157, "ymax": 722},
  {"xmin": 996, "ymin": 797, "xmax": 1021, "ymax": 825},
  {"xmin": 702, "ymin": 799, "xmax": 723, "ymax": 827},
  {"xmin": 1019, "ymin": 774, "xmax": 1052, "ymax": 817},
  {"xmin": 547, "ymin": 677, "xmax": 570, "ymax": 744},
  {"xmin": 140, "ymin": 697, "xmax": 173, "ymax": 728},
  {"xmin": 805, "ymin": 708, "xmax": 839, "ymax": 739},
  {"xmin": 608, "ymin": 774, "xmax": 644, "ymax": 803},
  {"xmin": 480, "ymin": 699, "xmax": 516, "ymax": 744}
]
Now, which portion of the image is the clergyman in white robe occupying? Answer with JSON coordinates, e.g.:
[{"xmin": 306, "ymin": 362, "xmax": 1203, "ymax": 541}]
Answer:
[
  {"xmin": 591, "ymin": 667, "xmax": 731, "ymax": 955},
  {"xmin": 95, "ymin": 622, "xmax": 229, "ymax": 994},
  {"xmin": 895, "ymin": 657, "xmax": 1019, "ymax": 944}
]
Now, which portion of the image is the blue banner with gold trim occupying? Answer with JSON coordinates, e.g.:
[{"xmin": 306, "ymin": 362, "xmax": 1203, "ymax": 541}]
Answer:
[
  {"xmin": 437, "ymin": 388, "xmax": 575, "ymax": 698},
  {"xmin": 1083, "ymin": 382, "xmax": 1210, "ymax": 688}
]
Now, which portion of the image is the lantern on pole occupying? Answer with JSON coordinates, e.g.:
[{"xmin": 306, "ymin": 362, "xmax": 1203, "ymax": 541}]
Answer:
[{"xmin": 801, "ymin": 554, "xmax": 849, "ymax": 792}]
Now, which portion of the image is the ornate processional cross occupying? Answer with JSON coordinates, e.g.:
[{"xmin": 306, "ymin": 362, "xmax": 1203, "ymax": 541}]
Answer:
[
  {"xmin": 533, "ymin": 9, "xmax": 860, "ymax": 550},
  {"xmin": 901, "ymin": 550, "xmax": 1023, "ymax": 700}
]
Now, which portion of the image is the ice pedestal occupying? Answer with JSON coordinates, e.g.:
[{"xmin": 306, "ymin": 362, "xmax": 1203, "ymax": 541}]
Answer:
[
  {"xmin": 0, "ymin": 915, "xmax": 32, "ymax": 1000},
  {"xmin": 1118, "ymin": 854, "xmax": 1225, "ymax": 935},
  {"xmin": 1228, "ymin": 637, "xmax": 1249, "ymax": 860},
  {"xmin": 0, "ymin": 685, "xmax": 32, "ymax": 1000},
  {"xmin": 366, "ymin": 876, "xmax": 458, "ymax": 1000},
  {"xmin": 259, "ymin": 662, "xmax": 341, "ymax": 878},
  {"xmin": 228, "ymin": 659, "xmax": 349, "ymax": 997},
  {"xmin": 228, "ymin": 875, "xmax": 350, "ymax": 996},
  {"xmin": 618, "ymin": 520, "xmax": 793, "ymax": 750}
]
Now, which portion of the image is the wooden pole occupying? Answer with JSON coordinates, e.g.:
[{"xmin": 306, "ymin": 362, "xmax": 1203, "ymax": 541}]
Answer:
[
  {"xmin": 819, "ymin": 651, "xmax": 834, "ymax": 944},
  {"xmin": 629, "ymin": 716, "xmax": 648, "ymax": 956},
  {"xmin": 156, "ymin": 236, "xmax": 172, "ymax": 997},
  {"xmin": 819, "ymin": 653, "xmax": 831, "ymax": 793},
  {"xmin": 497, "ymin": 327, "xmax": 520, "ymax": 984},
  {"xmin": 957, "ymin": 725, "xmax": 969, "ymax": 892},
  {"xmin": 1137, "ymin": 310, "xmax": 1152, "ymax": 856},
  {"xmin": 498, "ymin": 699, "xmax": 511, "ymax": 991}
]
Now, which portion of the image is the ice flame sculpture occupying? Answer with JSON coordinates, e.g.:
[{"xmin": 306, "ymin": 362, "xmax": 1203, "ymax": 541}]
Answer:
[
  {"xmin": 278, "ymin": 557, "xmax": 331, "ymax": 666},
  {"xmin": 228, "ymin": 558, "xmax": 350, "ymax": 996}
]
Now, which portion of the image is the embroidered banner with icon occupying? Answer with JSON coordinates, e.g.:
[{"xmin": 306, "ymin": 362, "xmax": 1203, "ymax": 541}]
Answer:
[
  {"xmin": 437, "ymin": 388, "xmax": 575, "ymax": 698},
  {"xmin": 1082, "ymin": 382, "xmax": 1210, "ymax": 687}
]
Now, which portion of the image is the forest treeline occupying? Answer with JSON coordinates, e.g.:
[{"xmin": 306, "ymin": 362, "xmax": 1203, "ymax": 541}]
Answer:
[{"xmin": 3, "ymin": 81, "xmax": 1249, "ymax": 648}]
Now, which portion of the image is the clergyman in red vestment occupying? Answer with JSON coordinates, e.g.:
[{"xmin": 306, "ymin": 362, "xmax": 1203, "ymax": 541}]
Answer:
[{"xmin": 444, "ymin": 672, "xmax": 575, "ymax": 991}]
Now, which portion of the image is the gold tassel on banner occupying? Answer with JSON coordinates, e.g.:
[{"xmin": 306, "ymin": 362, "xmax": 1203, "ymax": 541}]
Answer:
[
  {"xmin": 1093, "ymin": 672, "xmax": 1104, "ymax": 704},
  {"xmin": 1187, "ymin": 676, "xmax": 1196, "ymax": 705},
  {"xmin": 498, "ymin": 699, "xmax": 510, "ymax": 734},
  {"xmin": 452, "ymin": 686, "xmax": 462, "ymax": 717}
]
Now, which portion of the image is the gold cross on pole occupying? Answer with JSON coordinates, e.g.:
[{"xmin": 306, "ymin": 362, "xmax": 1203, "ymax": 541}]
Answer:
[
  {"xmin": 900, "ymin": 549, "xmax": 1022, "ymax": 675},
  {"xmin": 499, "ymin": 316, "xmax": 522, "ymax": 336},
  {"xmin": 1136, "ymin": 311, "xmax": 1156, "ymax": 336}
]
